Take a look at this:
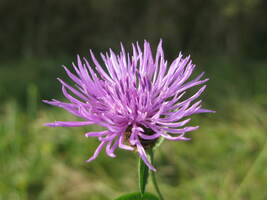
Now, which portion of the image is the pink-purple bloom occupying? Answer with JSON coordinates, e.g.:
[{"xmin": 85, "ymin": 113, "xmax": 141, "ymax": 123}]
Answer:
[{"xmin": 44, "ymin": 40, "xmax": 214, "ymax": 171}]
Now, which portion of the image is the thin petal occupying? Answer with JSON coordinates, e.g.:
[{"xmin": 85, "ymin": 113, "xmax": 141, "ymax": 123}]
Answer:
[
  {"xmin": 138, "ymin": 132, "xmax": 161, "ymax": 140},
  {"xmin": 118, "ymin": 133, "xmax": 134, "ymax": 151},
  {"xmin": 160, "ymin": 132, "xmax": 191, "ymax": 141},
  {"xmin": 86, "ymin": 141, "xmax": 106, "ymax": 162},
  {"xmin": 136, "ymin": 140, "xmax": 156, "ymax": 171},
  {"xmin": 44, "ymin": 121, "xmax": 93, "ymax": 127},
  {"xmin": 106, "ymin": 139, "xmax": 119, "ymax": 158},
  {"xmin": 85, "ymin": 130, "xmax": 109, "ymax": 137},
  {"xmin": 162, "ymin": 126, "xmax": 199, "ymax": 134}
]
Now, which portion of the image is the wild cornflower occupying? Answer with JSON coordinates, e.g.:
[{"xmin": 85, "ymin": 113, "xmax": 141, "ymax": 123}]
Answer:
[{"xmin": 44, "ymin": 40, "xmax": 213, "ymax": 171}]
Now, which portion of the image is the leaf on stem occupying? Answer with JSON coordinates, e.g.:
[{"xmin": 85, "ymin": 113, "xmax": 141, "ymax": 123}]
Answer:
[
  {"xmin": 139, "ymin": 157, "xmax": 149, "ymax": 196},
  {"xmin": 114, "ymin": 192, "xmax": 159, "ymax": 200}
]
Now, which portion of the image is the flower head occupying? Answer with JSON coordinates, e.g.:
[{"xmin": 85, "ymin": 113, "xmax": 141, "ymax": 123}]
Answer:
[{"xmin": 44, "ymin": 40, "xmax": 214, "ymax": 171}]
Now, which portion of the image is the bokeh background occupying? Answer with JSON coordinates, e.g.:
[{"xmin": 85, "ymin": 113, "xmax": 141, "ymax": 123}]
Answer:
[{"xmin": 1, "ymin": 0, "xmax": 267, "ymax": 199}]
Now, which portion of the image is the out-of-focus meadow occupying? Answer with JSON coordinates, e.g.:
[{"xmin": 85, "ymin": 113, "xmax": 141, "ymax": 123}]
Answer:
[{"xmin": 0, "ymin": 1, "xmax": 267, "ymax": 199}]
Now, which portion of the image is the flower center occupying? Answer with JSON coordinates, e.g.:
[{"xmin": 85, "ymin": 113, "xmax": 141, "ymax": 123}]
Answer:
[{"xmin": 125, "ymin": 125, "xmax": 158, "ymax": 150}]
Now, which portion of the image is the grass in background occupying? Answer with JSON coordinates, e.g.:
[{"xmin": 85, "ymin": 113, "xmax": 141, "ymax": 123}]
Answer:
[
  {"xmin": 0, "ymin": 58, "xmax": 266, "ymax": 200},
  {"xmin": 0, "ymin": 90, "xmax": 266, "ymax": 200}
]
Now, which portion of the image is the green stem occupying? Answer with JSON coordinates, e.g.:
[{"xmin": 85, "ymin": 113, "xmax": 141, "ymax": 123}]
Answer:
[
  {"xmin": 138, "ymin": 156, "xmax": 149, "ymax": 199},
  {"xmin": 148, "ymin": 149, "xmax": 164, "ymax": 200}
]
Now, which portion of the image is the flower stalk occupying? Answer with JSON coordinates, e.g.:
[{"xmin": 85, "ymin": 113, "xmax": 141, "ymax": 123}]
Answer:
[
  {"xmin": 149, "ymin": 149, "xmax": 164, "ymax": 200},
  {"xmin": 138, "ymin": 148, "xmax": 164, "ymax": 200}
]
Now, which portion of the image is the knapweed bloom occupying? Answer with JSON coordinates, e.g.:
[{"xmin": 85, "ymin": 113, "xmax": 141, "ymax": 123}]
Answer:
[{"xmin": 44, "ymin": 40, "xmax": 213, "ymax": 171}]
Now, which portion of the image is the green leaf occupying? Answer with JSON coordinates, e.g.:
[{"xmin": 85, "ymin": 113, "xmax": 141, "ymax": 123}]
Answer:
[
  {"xmin": 114, "ymin": 192, "xmax": 160, "ymax": 200},
  {"xmin": 138, "ymin": 156, "xmax": 149, "ymax": 196}
]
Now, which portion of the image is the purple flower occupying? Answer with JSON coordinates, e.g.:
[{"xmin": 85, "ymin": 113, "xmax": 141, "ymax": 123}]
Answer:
[{"xmin": 44, "ymin": 40, "xmax": 214, "ymax": 171}]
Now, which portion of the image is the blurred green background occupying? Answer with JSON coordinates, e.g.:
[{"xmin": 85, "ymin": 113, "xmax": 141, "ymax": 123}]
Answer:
[{"xmin": 0, "ymin": 0, "xmax": 267, "ymax": 199}]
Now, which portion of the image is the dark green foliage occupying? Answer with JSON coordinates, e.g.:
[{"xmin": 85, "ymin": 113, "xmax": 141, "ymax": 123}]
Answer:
[{"xmin": 0, "ymin": 0, "xmax": 267, "ymax": 59}]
